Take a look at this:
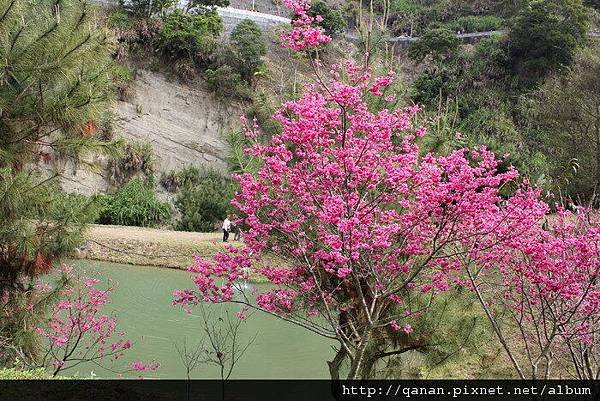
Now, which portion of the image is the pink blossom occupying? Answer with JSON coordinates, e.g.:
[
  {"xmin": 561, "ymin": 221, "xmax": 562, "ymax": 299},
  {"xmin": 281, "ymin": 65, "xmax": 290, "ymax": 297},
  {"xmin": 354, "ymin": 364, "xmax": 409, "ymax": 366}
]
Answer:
[
  {"xmin": 280, "ymin": 0, "xmax": 332, "ymax": 51},
  {"xmin": 34, "ymin": 269, "xmax": 157, "ymax": 376}
]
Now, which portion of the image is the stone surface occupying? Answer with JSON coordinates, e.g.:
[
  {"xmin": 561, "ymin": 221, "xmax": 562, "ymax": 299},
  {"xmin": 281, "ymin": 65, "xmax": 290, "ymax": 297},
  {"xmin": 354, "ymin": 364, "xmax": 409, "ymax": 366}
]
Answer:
[
  {"xmin": 116, "ymin": 69, "xmax": 238, "ymax": 174},
  {"xmin": 58, "ymin": 69, "xmax": 242, "ymax": 195}
]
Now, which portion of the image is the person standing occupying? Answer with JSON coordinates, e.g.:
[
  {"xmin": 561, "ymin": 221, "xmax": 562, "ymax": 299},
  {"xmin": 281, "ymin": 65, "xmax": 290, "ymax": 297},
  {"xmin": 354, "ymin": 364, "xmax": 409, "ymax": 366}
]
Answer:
[
  {"xmin": 222, "ymin": 215, "xmax": 231, "ymax": 242},
  {"xmin": 233, "ymin": 215, "xmax": 242, "ymax": 241}
]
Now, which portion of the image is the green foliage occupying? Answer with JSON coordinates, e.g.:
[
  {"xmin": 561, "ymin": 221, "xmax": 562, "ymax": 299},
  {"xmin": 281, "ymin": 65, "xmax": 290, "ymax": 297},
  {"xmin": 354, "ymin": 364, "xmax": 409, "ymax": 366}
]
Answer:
[
  {"xmin": 0, "ymin": 368, "xmax": 51, "ymax": 379},
  {"xmin": 161, "ymin": 165, "xmax": 205, "ymax": 192},
  {"xmin": 107, "ymin": 10, "xmax": 134, "ymax": 30},
  {"xmin": 307, "ymin": 1, "xmax": 347, "ymax": 36},
  {"xmin": 411, "ymin": 70, "xmax": 451, "ymax": 106},
  {"xmin": 159, "ymin": 10, "xmax": 223, "ymax": 62},
  {"xmin": 585, "ymin": 0, "xmax": 600, "ymax": 9},
  {"xmin": 205, "ymin": 65, "xmax": 249, "ymax": 98},
  {"xmin": 120, "ymin": 0, "xmax": 176, "ymax": 18},
  {"xmin": 468, "ymin": 35, "xmax": 509, "ymax": 81},
  {"xmin": 0, "ymin": 0, "xmax": 115, "ymax": 364},
  {"xmin": 415, "ymin": 292, "xmax": 508, "ymax": 379},
  {"xmin": 0, "ymin": 0, "xmax": 114, "ymax": 167},
  {"xmin": 225, "ymin": 130, "xmax": 263, "ymax": 175},
  {"xmin": 248, "ymin": 91, "xmax": 282, "ymax": 137},
  {"xmin": 110, "ymin": 11, "xmax": 163, "ymax": 62},
  {"xmin": 174, "ymin": 169, "xmax": 236, "ymax": 232},
  {"xmin": 459, "ymin": 107, "xmax": 518, "ymax": 143},
  {"xmin": 0, "ymin": 170, "xmax": 99, "ymax": 287},
  {"xmin": 360, "ymin": 289, "xmax": 507, "ymax": 379},
  {"xmin": 229, "ymin": 19, "xmax": 267, "ymax": 82},
  {"xmin": 97, "ymin": 112, "xmax": 120, "ymax": 142},
  {"xmin": 523, "ymin": 44, "xmax": 600, "ymax": 203},
  {"xmin": 408, "ymin": 28, "xmax": 461, "ymax": 62},
  {"xmin": 97, "ymin": 178, "xmax": 172, "ymax": 227},
  {"xmin": 0, "ymin": 178, "xmax": 98, "ymax": 363},
  {"xmin": 414, "ymin": 98, "xmax": 463, "ymax": 156},
  {"xmin": 389, "ymin": 0, "xmax": 511, "ymax": 36},
  {"xmin": 186, "ymin": 0, "xmax": 230, "ymax": 13},
  {"xmin": 508, "ymin": 0, "xmax": 591, "ymax": 85},
  {"xmin": 111, "ymin": 63, "xmax": 136, "ymax": 101},
  {"xmin": 108, "ymin": 141, "xmax": 156, "ymax": 185},
  {"xmin": 442, "ymin": 15, "xmax": 504, "ymax": 32}
]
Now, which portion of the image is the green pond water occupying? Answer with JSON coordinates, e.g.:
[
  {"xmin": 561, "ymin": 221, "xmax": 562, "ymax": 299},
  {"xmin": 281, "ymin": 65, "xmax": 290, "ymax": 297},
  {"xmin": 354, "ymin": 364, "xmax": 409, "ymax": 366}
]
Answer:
[{"xmin": 68, "ymin": 260, "xmax": 332, "ymax": 379}]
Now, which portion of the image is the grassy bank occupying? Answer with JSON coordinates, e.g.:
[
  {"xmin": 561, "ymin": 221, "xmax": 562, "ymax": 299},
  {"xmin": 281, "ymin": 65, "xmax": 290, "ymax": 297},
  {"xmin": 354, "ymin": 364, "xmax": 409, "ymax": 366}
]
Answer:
[
  {"xmin": 78, "ymin": 225, "xmax": 225, "ymax": 269},
  {"xmin": 76, "ymin": 224, "xmax": 281, "ymax": 281}
]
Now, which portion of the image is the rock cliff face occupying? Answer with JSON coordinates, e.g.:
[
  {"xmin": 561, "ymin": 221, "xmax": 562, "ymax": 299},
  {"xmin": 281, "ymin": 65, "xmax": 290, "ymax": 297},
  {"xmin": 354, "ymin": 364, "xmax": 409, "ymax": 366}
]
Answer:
[
  {"xmin": 117, "ymin": 69, "xmax": 237, "ymax": 174},
  {"xmin": 59, "ymin": 70, "xmax": 242, "ymax": 196}
]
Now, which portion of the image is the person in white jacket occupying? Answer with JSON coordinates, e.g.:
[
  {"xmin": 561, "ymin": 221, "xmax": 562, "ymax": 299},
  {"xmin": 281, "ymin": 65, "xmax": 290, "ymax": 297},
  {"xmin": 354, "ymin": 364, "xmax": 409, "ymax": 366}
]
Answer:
[{"xmin": 222, "ymin": 215, "xmax": 232, "ymax": 242}]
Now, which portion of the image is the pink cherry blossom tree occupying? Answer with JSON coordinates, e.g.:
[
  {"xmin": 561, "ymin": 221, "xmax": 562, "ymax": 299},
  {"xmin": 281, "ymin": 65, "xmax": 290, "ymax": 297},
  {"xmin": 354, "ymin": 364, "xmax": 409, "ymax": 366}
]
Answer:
[
  {"xmin": 175, "ymin": 0, "xmax": 599, "ymax": 379},
  {"xmin": 466, "ymin": 210, "xmax": 600, "ymax": 379},
  {"xmin": 35, "ymin": 265, "xmax": 159, "ymax": 377}
]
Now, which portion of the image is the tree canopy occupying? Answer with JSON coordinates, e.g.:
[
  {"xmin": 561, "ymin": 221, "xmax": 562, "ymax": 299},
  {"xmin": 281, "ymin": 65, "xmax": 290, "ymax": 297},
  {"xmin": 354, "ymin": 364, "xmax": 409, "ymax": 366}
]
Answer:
[{"xmin": 508, "ymin": 0, "xmax": 590, "ymax": 84}]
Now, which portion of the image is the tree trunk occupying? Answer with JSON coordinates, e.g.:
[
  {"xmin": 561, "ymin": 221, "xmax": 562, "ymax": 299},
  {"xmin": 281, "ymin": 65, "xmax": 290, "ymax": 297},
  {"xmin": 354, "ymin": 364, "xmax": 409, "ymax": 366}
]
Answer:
[{"xmin": 327, "ymin": 347, "xmax": 348, "ymax": 380}]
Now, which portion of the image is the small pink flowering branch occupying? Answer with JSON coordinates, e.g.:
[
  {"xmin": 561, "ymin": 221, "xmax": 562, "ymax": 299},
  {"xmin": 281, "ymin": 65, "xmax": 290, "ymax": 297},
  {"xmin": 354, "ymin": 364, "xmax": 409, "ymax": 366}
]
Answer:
[
  {"xmin": 280, "ymin": 0, "xmax": 332, "ymax": 52},
  {"xmin": 36, "ymin": 266, "xmax": 159, "ymax": 377},
  {"xmin": 465, "ymin": 210, "xmax": 600, "ymax": 379}
]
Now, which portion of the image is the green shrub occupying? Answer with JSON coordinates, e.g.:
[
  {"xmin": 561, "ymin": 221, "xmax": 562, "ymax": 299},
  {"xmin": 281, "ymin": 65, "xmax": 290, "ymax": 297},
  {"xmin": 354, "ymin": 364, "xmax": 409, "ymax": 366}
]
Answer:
[
  {"xmin": 97, "ymin": 178, "xmax": 172, "ymax": 227},
  {"xmin": 408, "ymin": 27, "xmax": 461, "ymax": 62},
  {"xmin": 159, "ymin": 10, "xmax": 223, "ymax": 62},
  {"xmin": 174, "ymin": 170, "xmax": 236, "ymax": 232},
  {"xmin": 161, "ymin": 166, "xmax": 205, "ymax": 192},
  {"xmin": 108, "ymin": 141, "xmax": 156, "ymax": 185},
  {"xmin": 469, "ymin": 35, "xmax": 509, "ymax": 80},
  {"xmin": 248, "ymin": 91, "xmax": 282, "ymax": 137},
  {"xmin": 97, "ymin": 111, "xmax": 119, "ymax": 142},
  {"xmin": 411, "ymin": 70, "xmax": 453, "ymax": 106},
  {"xmin": 445, "ymin": 15, "xmax": 505, "ymax": 32},
  {"xmin": 205, "ymin": 65, "xmax": 249, "ymax": 98},
  {"xmin": 586, "ymin": 0, "xmax": 600, "ymax": 10},
  {"xmin": 0, "ymin": 368, "xmax": 51, "ymax": 380},
  {"xmin": 229, "ymin": 19, "xmax": 267, "ymax": 82},
  {"xmin": 306, "ymin": 0, "xmax": 347, "ymax": 36},
  {"xmin": 508, "ymin": 0, "xmax": 590, "ymax": 85},
  {"xmin": 111, "ymin": 63, "xmax": 135, "ymax": 101},
  {"xmin": 120, "ymin": 0, "xmax": 176, "ymax": 18},
  {"xmin": 107, "ymin": 10, "xmax": 134, "ymax": 30},
  {"xmin": 225, "ymin": 130, "xmax": 263, "ymax": 174}
]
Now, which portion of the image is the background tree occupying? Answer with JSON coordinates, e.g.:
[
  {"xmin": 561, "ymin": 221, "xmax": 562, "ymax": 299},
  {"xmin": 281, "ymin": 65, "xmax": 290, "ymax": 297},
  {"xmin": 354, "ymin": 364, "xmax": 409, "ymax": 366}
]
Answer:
[
  {"xmin": 0, "ymin": 0, "xmax": 113, "ymax": 288},
  {"xmin": 508, "ymin": 0, "xmax": 590, "ymax": 85},
  {"xmin": 158, "ymin": 10, "xmax": 223, "ymax": 63},
  {"xmin": 229, "ymin": 20, "xmax": 267, "ymax": 83},
  {"xmin": 523, "ymin": 44, "xmax": 600, "ymax": 203},
  {"xmin": 119, "ymin": 0, "xmax": 176, "ymax": 18},
  {"xmin": 306, "ymin": 0, "xmax": 347, "ymax": 36},
  {"xmin": 186, "ymin": 0, "xmax": 230, "ymax": 13},
  {"xmin": 584, "ymin": 0, "xmax": 600, "ymax": 10},
  {"xmin": 0, "ymin": 0, "xmax": 114, "ymax": 361},
  {"xmin": 408, "ymin": 27, "xmax": 461, "ymax": 63},
  {"xmin": 175, "ymin": 171, "xmax": 236, "ymax": 232}
]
